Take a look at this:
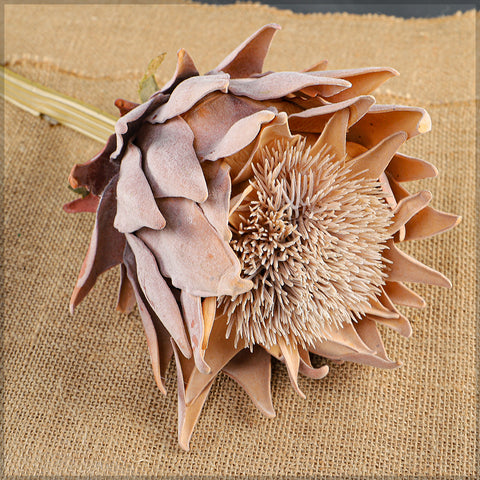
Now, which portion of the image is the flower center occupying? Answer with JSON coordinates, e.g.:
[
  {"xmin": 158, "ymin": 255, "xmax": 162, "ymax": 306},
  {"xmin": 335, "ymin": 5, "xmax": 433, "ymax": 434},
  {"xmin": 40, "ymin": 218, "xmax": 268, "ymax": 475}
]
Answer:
[{"xmin": 221, "ymin": 138, "xmax": 393, "ymax": 349}]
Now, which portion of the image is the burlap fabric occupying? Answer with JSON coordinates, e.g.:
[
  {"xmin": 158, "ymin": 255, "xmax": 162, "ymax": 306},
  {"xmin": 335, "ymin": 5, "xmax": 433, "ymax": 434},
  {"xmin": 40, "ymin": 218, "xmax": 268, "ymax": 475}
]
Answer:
[{"xmin": 3, "ymin": 4, "xmax": 477, "ymax": 478}]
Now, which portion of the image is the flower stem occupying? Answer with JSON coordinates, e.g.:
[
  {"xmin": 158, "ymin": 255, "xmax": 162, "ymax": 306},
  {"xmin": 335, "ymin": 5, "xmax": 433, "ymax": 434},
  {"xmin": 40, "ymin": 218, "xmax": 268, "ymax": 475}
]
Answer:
[{"xmin": 1, "ymin": 66, "xmax": 116, "ymax": 143}]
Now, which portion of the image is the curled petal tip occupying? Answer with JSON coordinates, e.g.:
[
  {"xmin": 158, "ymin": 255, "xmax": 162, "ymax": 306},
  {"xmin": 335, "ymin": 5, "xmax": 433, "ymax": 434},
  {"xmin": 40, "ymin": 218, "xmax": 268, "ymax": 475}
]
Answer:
[{"xmin": 418, "ymin": 109, "xmax": 432, "ymax": 133}]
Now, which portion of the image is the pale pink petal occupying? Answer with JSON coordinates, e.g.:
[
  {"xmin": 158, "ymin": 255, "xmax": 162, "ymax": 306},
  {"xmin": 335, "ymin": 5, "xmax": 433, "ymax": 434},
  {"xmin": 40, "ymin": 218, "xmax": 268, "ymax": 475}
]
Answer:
[
  {"xmin": 69, "ymin": 134, "xmax": 118, "ymax": 195},
  {"xmin": 70, "ymin": 176, "xmax": 125, "ymax": 313},
  {"xmin": 388, "ymin": 190, "xmax": 432, "ymax": 235},
  {"xmin": 222, "ymin": 347, "xmax": 275, "ymax": 418},
  {"xmin": 298, "ymin": 348, "xmax": 329, "ymax": 380},
  {"xmin": 135, "ymin": 117, "xmax": 208, "ymax": 202},
  {"xmin": 404, "ymin": 207, "xmax": 461, "ymax": 241},
  {"xmin": 160, "ymin": 48, "xmax": 199, "ymax": 94},
  {"xmin": 228, "ymin": 72, "xmax": 350, "ymax": 101},
  {"xmin": 125, "ymin": 233, "xmax": 192, "ymax": 358},
  {"xmin": 201, "ymin": 109, "xmax": 276, "ymax": 161},
  {"xmin": 146, "ymin": 74, "xmax": 230, "ymax": 125},
  {"xmin": 209, "ymin": 23, "xmax": 281, "ymax": 78},
  {"xmin": 138, "ymin": 198, "xmax": 252, "ymax": 297},
  {"xmin": 183, "ymin": 92, "xmax": 266, "ymax": 160},
  {"xmin": 124, "ymin": 244, "xmax": 173, "ymax": 394},
  {"xmin": 111, "ymin": 94, "xmax": 168, "ymax": 161},
  {"xmin": 347, "ymin": 104, "xmax": 431, "ymax": 148},
  {"xmin": 114, "ymin": 143, "xmax": 166, "ymax": 233},
  {"xmin": 384, "ymin": 281, "xmax": 426, "ymax": 309},
  {"xmin": 180, "ymin": 291, "xmax": 210, "ymax": 374},
  {"xmin": 200, "ymin": 161, "xmax": 232, "ymax": 242}
]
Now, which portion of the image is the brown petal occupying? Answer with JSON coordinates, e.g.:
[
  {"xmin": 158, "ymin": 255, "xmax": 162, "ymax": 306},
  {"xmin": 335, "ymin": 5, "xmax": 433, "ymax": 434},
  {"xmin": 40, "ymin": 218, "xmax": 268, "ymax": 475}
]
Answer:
[
  {"xmin": 185, "ymin": 315, "xmax": 242, "ymax": 406},
  {"xmin": 172, "ymin": 342, "xmax": 214, "ymax": 451},
  {"xmin": 70, "ymin": 175, "xmax": 125, "ymax": 313},
  {"xmin": 146, "ymin": 74, "xmax": 230, "ymax": 125},
  {"xmin": 111, "ymin": 94, "xmax": 168, "ymax": 161},
  {"xmin": 387, "ymin": 153, "xmax": 438, "ymax": 182},
  {"xmin": 114, "ymin": 98, "xmax": 139, "ymax": 117},
  {"xmin": 310, "ymin": 108, "xmax": 349, "ymax": 160},
  {"xmin": 289, "ymin": 95, "xmax": 374, "ymax": 135},
  {"xmin": 69, "ymin": 134, "xmax": 118, "ymax": 195},
  {"xmin": 404, "ymin": 206, "xmax": 461, "ymax": 241},
  {"xmin": 384, "ymin": 238, "xmax": 451, "ymax": 288},
  {"xmin": 180, "ymin": 291, "xmax": 210, "ymax": 374},
  {"xmin": 138, "ymin": 198, "xmax": 252, "ymax": 297},
  {"xmin": 349, "ymin": 131, "xmax": 407, "ymax": 179},
  {"xmin": 222, "ymin": 346, "xmax": 275, "ymax": 418},
  {"xmin": 116, "ymin": 263, "xmax": 136, "ymax": 313},
  {"xmin": 208, "ymin": 23, "xmax": 280, "ymax": 78},
  {"xmin": 200, "ymin": 161, "xmax": 232, "ymax": 242},
  {"xmin": 135, "ymin": 118, "xmax": 208, "ymax": 203},
  {"xmin": 201, "ymin": 109, "xmax": 276, "ymax": 161},
  {"xmin": 384, "ymin": 281, "xmax": 426, "ymax": 309},
  {"xmin": 63, "ymin": 193, "xmax": 99, "ymax": 214},
  {"xmin": 321, "ymin": 67, "xmax": 399, "ymax": 102},
  {"xmin": 125, "ymin": 233, "xmax": 192, "ymax": 358},
  {"xmin": 278, "ymin": 338, "xmax": 306, "ymax": 399},
  {"xmin": 298, "ymin": 348, "xmax": 329, "ymax": 380},
  {"xmin": 160, "ymin": 48, "xmax": 199, "ymax": 94},
  {"xmin": 302, "ymin": 60, "xmax": 329, "ymax": 72},
  {"xmin": 124, "ymin": 244, "xmax": 173, "ymax": 394},
  {"xmin": 228, "ymin": 72, "xmax": 350, "ymax": 100},
  {"xmin": 201, "ymin": 297, "xmax": 216, "ymax": 350},
  {"xmin": 114, "ymin": 143, "xmax": 166, "ymax": 233},
  {"xmin": 347, "ymin": 104, "xmax": 431, "ymax": 149}
]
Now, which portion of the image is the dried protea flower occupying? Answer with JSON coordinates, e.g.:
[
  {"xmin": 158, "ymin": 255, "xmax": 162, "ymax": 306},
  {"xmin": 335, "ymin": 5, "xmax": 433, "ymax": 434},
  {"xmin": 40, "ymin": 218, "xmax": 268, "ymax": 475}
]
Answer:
[{"xmin": 65, "ymin": 24, "xmax": 460, "ymax": 450}]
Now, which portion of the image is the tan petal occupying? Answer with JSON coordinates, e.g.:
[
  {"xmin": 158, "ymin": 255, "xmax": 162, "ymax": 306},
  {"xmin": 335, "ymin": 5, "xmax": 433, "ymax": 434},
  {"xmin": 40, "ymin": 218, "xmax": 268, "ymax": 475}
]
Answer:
[
  {"xmin": 228, "ymin": 72, "xmax": 350, "ymax": 101},
  {"xmin": 302, "ymin": 60, "xmax": 329, "ymax": 72},
  {"xmin": 222, "ymin": 346, "xmax": 275, "ymax": 418},
  {"xmin": 201, "ymin": 297, "xmax": 216, "ymax": 350},
  {"xmin": 183, "ymin": 91, "xmax": 265, "ymax": 159},
  {"xmin": 135, "ymin": 118, "xmax": 208, "ymax": 202},
  {"xmin": 116, "ymin": 263, "xmax": 136, "ymax": 313},
  {"xmin": 348, "ymin": 104, "xmax": 431, "ymax": 148},
  {"xmin": 201, "ymin": 109, "xmax": 276, "ymax": 161},
  {"xmin": 172, "ymin": 343, "xmax": 214, "ymax": 451},
  {"xmin": 388, "ymin": 190, "xmax": 432, "ymax": 235},
  {"xmin": 349, "ymin": 131, "xmax": 407, "ymax": 179},
  {"xmin": 63, "ymin": 193, "xmax": 99, "ymax": 214},
  {"xmin": 124, "ymin": 244, "xmax": 173, "ymax": 394},
  {"xmin": 361, "ymin": 294, "xmax": 400, "ymax": 319},
  {"xmin": 310, "ymin": 108, "xmax": 349, "ymax": 160},
  {"xmin": 69, "ymin": 134, "xmax": 118, "ymax": 195},
  {"xmin": 404, "ymin": 206, "xmax": 461, "ymax": 241},
  {"xmin": 112, "ymin": 94, "xmax": 167, "ymax": 161},
  {"xmin": 288, "ymin": 95, "xmax": 374, "ymax": 135},
  {"xmin": 353, "ymin": 317, "xmax": 401, "ymax": 368},
  {"xmin": 185, "ymin": 315, "xmax": 242, "ymax": 406},
  {"xmin": 200, "ymin": 161, "xmax": 232, "ymax": 242},
  {"xmin": 125, "ymin": 233, "xmax": 192, "ymax": 358},
  {"xmin": 298, "ymin": 348, "xmax": 329, "ymax": 379},
  {"xmin": 138, "ymin": 198, "xmax": 252, "ymax": 297},
  {"xmin": 160, "ymin": 48, "xmax": 199, "ymax": 94},
  {"xmin": 278, "ymin": 338, "xmax": 305, "ymax": 399},
  {"xmin": 147, "ymin": 74, "xmax": 229, "ymax": 125},
  {"xmin": 322, "ymin": 67, "xmax": 399, "ymax": 102},
  {"xmin": 387, "ymin": 153, "xmax": 438, "ymax": 182},
  {"xmin": 384, "ymin": 281, "xmax": 426, "ymax": 309},
  {"xmin": 180, "ymin": 291, "xmax": 210, "ymax": 374},
  {"xmin": 114, "ymin": 143, "xmax": 166, "ymax": 233},
  {"xmin": 70, "ymin": 176, "xmax": 125, "ymax": 313},
  {"xmin": 384, "ymin": 238, "xmax": 451, "ymax": 287},
  {"xmin": 209, "ymin": 23, "xmax": 281, "ymax": 78}
]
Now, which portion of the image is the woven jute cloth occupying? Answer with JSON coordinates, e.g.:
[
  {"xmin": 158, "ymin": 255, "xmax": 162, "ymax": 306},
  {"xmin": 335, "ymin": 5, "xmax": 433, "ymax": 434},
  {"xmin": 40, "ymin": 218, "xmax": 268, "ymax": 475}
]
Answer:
[{"xmin": 3, "ymin": 4, "xmax": 477, "ymax": 478}]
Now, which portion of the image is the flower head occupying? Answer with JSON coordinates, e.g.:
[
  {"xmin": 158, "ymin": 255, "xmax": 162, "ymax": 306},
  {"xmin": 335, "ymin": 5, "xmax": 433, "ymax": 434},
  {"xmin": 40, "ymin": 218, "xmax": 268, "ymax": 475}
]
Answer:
[{"xmin": 65, "ymin": 24, "xmax": 460, "ymax": 450}]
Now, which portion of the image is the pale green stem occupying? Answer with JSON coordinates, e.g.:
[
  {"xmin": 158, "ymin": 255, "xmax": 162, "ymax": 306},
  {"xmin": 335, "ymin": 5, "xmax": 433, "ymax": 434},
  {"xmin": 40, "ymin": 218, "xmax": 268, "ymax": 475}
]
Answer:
[{"xmin": 1, "ymin": 66, "xmax": 116, "ymax": 143}]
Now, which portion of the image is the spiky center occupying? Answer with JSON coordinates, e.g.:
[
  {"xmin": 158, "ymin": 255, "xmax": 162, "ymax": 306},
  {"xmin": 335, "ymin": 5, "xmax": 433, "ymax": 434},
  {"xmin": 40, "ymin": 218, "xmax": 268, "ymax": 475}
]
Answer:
[{"xmin": 221, "ymin": 138, "xmax": 393, "ymax": 349}]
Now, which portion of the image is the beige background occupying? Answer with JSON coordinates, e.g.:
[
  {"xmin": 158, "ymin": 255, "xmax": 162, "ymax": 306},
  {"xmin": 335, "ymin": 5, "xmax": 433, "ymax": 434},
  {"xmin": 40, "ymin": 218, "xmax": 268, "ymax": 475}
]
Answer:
[{"xmin": 3, "ymin": 3, "xmax": 477, "ymax": 477}]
